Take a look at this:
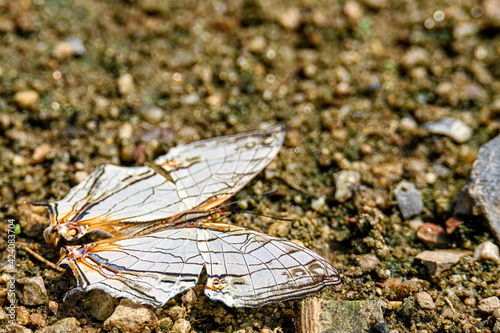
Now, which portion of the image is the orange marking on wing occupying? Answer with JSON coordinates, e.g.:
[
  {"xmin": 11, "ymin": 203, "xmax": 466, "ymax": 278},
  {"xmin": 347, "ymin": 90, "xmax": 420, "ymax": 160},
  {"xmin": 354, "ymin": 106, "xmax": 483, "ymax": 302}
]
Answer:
[{"xmin": 200, "ymin": 222, "xmax": 244, "ymax": 232}]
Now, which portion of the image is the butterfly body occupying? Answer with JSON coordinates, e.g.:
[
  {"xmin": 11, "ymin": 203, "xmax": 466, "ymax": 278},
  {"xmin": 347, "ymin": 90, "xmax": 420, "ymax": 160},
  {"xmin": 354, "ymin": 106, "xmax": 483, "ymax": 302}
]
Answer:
[{"xmin": 39, "ymin": 125, "xmax": 341, "ymax": 308}]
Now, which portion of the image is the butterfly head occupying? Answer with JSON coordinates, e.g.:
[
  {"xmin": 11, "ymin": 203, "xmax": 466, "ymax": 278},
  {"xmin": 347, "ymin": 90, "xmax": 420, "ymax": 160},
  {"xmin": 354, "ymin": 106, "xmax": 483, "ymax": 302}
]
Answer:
[{"xmin": 43, "ymin": 223, "xmax": 89, "ymax": 247}]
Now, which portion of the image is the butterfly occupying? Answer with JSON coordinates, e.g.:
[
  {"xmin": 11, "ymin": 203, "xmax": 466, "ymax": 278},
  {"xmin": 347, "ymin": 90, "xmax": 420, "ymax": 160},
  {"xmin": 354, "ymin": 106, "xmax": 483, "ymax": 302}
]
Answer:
[{"xmin": 36, "ymin": 125, "xmax": 341, "ymax": 308}]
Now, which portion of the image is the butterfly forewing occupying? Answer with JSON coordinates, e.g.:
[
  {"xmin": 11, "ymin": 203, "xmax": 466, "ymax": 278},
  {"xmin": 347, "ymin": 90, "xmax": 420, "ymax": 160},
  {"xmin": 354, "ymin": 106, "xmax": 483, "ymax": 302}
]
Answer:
[
  {"xmin": 43, "ymin": 125, "xmax": 285, "ymax": 244},
  {"xmin": 61, "ymin": 226, "xmax": 340, "ymax": 308}
]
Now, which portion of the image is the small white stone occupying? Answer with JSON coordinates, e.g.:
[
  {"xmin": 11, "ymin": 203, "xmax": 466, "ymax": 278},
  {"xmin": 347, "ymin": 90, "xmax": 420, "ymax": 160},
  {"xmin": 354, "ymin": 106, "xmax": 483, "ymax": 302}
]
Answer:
[
  {"xmin": 142, "ymin": 106, "xmax": 164, "ymax": 123},
  {"xmin": 32, "ymin": 144, "xmax": 51, "ymax": 164},
  {"xmin": 118, "ymin": 123, "xmax": 134, "ymax": 140},
  {"xmin": 53, "ymin": 41, "xmax": 77, "ymax": 60},
  {"xmin": 478, "ymin": 296, "xmax": 500, "ymax": 314},
  {"xmin": 279, "ymin": 7, "xmax": 301, "ymax": 30},
  {"xmin": 334, "ymin": 170, "xmax": 360, "ymax": 203},
  {"xmin": 311, "ymin": 196, "xmax": 327, "ymax": 213},
  {"xmin": 14, "ymin": 90, "xmax": 39, "ymax": 109},
  {"xmin": 422, "ymin": 117, "xmax": 472, "ymax": 143},
  {"xmin": 118, "ymin": 73, "xmax": 135, "ymax": 95},
  {"xmin": 416, "ymin": 291, "xmax": 436, "ymax": 310},
  {"xmin": 474, "ymin": 241, "xmax": 500, "ymax": 264},
  {"xmin": 171, "ymin": 318, "xmax": 191, "ymax": 333}
]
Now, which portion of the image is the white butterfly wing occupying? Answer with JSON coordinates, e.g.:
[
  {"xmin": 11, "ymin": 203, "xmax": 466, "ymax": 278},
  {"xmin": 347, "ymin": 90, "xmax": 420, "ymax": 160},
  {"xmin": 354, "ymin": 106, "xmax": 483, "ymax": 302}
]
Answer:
[
  {"xmin": 155, "ymin": 124, "xmax": 285, "ymax": 211},
  {"xmin": 60, "ymin": 226, "xmax": 341, "ymax": 308},
  {"xmin": 43, "ymin": 125, "xmax": 285, "ymax": 244},
  {"xmin": 62, "ymin": 228, "xmax": 205, "ymax": 307}
]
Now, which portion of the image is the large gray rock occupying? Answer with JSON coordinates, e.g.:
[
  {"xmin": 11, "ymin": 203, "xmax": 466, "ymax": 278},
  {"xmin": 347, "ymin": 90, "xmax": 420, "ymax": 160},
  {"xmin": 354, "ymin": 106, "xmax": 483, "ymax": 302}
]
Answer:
[{"xmin": 468, "ymin": 134, "xmax": 500, "ymax": 239}]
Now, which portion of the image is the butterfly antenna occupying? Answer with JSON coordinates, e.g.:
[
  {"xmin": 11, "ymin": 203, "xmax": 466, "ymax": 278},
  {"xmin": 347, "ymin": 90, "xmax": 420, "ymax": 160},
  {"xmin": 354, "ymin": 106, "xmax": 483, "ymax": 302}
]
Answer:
[
  {"xmin": 218, "ymin": 189, "xmax": 280, "ymax": 209},
  {"xmin": 233, "ymin": 210, "xmax": 294, "ymax": 223}
]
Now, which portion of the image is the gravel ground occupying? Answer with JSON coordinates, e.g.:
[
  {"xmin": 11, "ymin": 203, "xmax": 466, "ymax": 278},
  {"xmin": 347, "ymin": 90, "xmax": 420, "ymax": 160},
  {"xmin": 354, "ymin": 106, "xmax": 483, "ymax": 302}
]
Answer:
[{"xmin": 1, "ymin": 0, "xmax": 500, "ymax": 332}]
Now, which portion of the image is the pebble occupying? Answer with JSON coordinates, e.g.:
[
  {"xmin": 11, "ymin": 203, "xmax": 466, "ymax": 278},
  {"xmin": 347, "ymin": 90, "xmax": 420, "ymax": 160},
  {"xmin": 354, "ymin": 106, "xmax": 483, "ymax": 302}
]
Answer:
[
  {"xmin": 421, "ymin": 117, "xmax": 472, "ymax": 143},
  {"xmin": 394, "ymin": 180, "xmax": 423, "ymax": 220},
  {"xmin": 415, "ymin": 291, "xmax": 436, "ymax": 310},
  {"xmin": 478, "ymin": 296, "xmax": 500, "ymax": 314},
  {"xmin": 65, "ymin": 37, "xmax": 86, "ymax": 55},
  {"xmin": 18, "ymin": 276, "xmax": 48, "ymax": 306},
  {"xmin": 48, "ymin": 300, "xmax": 58, "ymax": 314},
  {"xmin": 86, "ymin": 289, "xmax": 117, "ymax": 321},
  {"xmin": 17, "ymin": 306, "xmax": 30, "ymax": 325},
  {"xmin": 181, "ymin": 289, "xmax": 197, "ymax": 308},
  {"xmin": 416, "ymin": 250, "xmax": 471, "ymax": 279},
  {"xmin": 344, "ymin": 0, "xmax": 364, "ymax": 21},
  {"xmin": 408, "ymin": 218, "xmax": 424, "ymax": 231},
  {"xmin": 141, "ymin": 105, "xmax": 164, "ymax": 123},
  {"xmin": 356, "ymin": 254, "xmax": 380, "ymax": 271},
  {"xmin": 247, "ymin": 36, "xmax": 266, "ymax": 53},
  {"xmin": 53, "ymin": 41, "xmax": 78, "ymax": 60},
  {"xmin": 474, "ymin": 241, "xmax": 500, "ymax": 264},
  {"xmin": 172, "ymin": 318, "xmax": 191, "ymax": 333},
  {"xmin": 394, "ymin": 279, "xmax": 430, "ymax": 300},
  {"xmin": 468, "ymin": 134, "xmax": 500, "ymax": 239},
  {"xmin": 278, "ymin": 7, "xmax": 301, "ymax": 30},
  {"xmin": 29, "ymin": 313, "xmax": 45, "ymax": 329},
  {"xmin": 416, "ymin": 223, "xmax": 448, "ymax": 245},
  {"xmin": 103, "ymin": 299, "xmax": 157, "ymax": 333},
  {"xmin": 14, "ymin": 90, "xmax": 39, "ymax": 109},
  {"xmin": 6, "ymin": 324, "xmax": 33, "ymax": 333},
  {"xmin": 387, "ymin": 301, "xmax": 403, "ymax": 310},
  {"xmin": 268, "ymin": 220, "xmax": 290, "ymax": 237},
  {"xmin": 32, "ymin": 143, "xmax": 51, "ymax": 164},
  {"xmin": 74, "ymin": 171, "xmax": 89, "ymax": 184},
  {"xmin": 118, "ymin": 123, "xmax": 134, "ymax": 140},
  {"xmin": 36, "ymin": 317, "xmax": 80, "ymax": 333},
  {"xmin": 167, "ymin": 305, "xmax": 185, "ymax": 321},
  {"xmin": 445, "ymin": 217, "xmax": 463, "ymax": 234},
  {"xmin": 117, "ymin": 73, "xmax": 135, "ymax": 95},
  {"xmin": 334, "ymin": 170, "xmax": 360, "ymax": 203},
  {"xmin": 311, "ymin": 195, "xmax": 327, "ymax": 213}
]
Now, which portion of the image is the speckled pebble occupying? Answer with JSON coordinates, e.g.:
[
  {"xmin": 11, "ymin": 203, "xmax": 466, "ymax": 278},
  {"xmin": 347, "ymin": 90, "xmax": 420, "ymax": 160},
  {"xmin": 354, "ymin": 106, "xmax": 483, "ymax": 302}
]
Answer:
[
  {"xmin": 28, "ymin": 313, "xmax": 45, "ymax": 329},
  {"xmin": 18, "ymin": 276, "xmax": 48, "ymax": 306},
  {"xmin": 17, "ymin": 306, "xmax": 30, "ymax": 325},
  {"xmin": 181, "ymin": 289, "xmax": 197, "ymax": 308},
  {"xmin": 478, "ymin": 296, "xmax": 500, "ymax": 314},
  {"xmin": 36, "ymin": 317, "xmax": 80, "ymax": 333},
  {"xmin": 394, "ymin": 180, "xmax": 423, "ymax": 220},
  {"xmin": 334, "ymin": 170, "xmax": 360, "ymax": 203},
  {"xmin": 5, "ymin": 324, "xmax": 33, "ymax": 333},
  {"xmin": 171, "ymin": 318, "xmax": 191, "ymax": 333},
  {"xmin": 14, "ymin": 90, "xmax": 39, "ymax": 109},
  {"xmin": 422, "ymin": 117, "xmax": 472, "ymax": 143},
  {"xmin": 48, "ymin": 300, "xmax": 58, "ymax": 314},
  {"xmin": 117, "ymin": 73, "xmax": 135, "ymax": 95},
  {"xmin": 416, "ymin": 250, "xmax": 471, "ymax": 279},
  {"xmin": 474, "ymin": 241, "xmax": 500, "ymax": 264},
  {"xmin": 415, "ymin": 291, "xmax": 436, "ymax": 310},
  {"xmin": 86, "ymin": 289, "xmax": 117, "ymax": 321},
  {"xmin": 167, "ymin": 305, "xmax": 185, "ymax": 321},
  {"xmin": 103, "ymin": 299, "xmax": 157, "ymax": 333},
  {"xmin": 356, "ymin": 254, "xmax": 380, "ymax": 271}
]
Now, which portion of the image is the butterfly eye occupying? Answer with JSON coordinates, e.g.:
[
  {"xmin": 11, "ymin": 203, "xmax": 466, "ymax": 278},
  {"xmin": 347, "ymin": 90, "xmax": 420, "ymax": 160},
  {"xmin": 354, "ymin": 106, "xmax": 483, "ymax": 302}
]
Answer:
[{"xmin": 67, "ymin": 228, "xmax": 79, "ymax": 238}]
